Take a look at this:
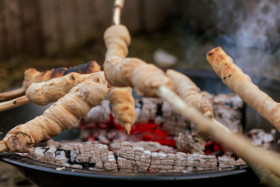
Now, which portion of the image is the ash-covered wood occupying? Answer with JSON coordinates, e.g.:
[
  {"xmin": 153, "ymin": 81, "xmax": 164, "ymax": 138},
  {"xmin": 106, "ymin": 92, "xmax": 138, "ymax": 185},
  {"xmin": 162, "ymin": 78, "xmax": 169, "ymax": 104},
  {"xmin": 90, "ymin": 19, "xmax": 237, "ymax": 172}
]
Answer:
[
  {"xmin": 29, "ymin": 140, "xmax": 246, "ymax": 173},
  {"xmin": 247, "ymin": 129, "xmax": 276, "ymax": 149},
  {"xmin": 30, "ymin": 141, "xmax": 118, "ymax": 172},
  {"xmin": 212, "ymin": 93, "xmax": 244, "ymax": 133},
  {"xmin": 111, "ymin": 141, "xmax": 176, "ymax": 155},
  {"xmin": 218, "ymin": 156, "xmax": 246, "ymax": 169},
  {"xmin": 176, "ymin": 133, "xmax": 206, "ymax": 154}
]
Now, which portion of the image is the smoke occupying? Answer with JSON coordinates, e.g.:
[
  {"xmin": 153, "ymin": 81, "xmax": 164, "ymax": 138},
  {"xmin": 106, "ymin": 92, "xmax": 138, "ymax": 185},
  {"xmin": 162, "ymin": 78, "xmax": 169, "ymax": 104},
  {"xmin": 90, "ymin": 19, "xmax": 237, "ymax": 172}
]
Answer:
[
  {"xmin": 234, "ymin": 0, "xmax": 280, "ymax": 49},
  {"xmin": 213, "ymin": 0, "xmax": 280, "ymax": 79}
]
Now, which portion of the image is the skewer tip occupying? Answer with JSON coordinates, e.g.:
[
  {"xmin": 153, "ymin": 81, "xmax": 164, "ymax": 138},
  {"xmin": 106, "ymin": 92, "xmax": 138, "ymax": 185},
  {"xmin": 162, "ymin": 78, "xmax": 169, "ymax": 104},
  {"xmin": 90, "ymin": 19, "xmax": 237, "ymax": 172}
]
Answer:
[{"xmin": 113, "ymin": 0, "xmax": 125, "ymax": 25}]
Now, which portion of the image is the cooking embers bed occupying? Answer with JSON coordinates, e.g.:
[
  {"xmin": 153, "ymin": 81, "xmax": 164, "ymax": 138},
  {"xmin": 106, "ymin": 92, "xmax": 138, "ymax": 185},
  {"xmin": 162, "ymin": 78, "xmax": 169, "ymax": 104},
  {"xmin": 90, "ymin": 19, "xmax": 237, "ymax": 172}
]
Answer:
[{"xmin": 0, "ymin": 69, "xmax": 278, "ymax": 187}]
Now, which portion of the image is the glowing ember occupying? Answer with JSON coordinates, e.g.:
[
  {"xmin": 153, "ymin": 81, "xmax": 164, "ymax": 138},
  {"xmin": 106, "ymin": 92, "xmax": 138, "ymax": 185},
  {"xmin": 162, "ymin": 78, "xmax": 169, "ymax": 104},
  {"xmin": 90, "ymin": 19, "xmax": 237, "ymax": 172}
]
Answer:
[
  {"xmin": 79, "ymin": 114, "xmax": 176, "ymax": 147},
  {"xmin": 204, "ymin": 140, "xmax": 226, "ymax": 156},
  {"xmin": 79, "ymin": 114, "xmax": 229, "ymax": 155},
  {"xmin": 130, "ymin": 122, "xmax": 176, "ymax": 147}
]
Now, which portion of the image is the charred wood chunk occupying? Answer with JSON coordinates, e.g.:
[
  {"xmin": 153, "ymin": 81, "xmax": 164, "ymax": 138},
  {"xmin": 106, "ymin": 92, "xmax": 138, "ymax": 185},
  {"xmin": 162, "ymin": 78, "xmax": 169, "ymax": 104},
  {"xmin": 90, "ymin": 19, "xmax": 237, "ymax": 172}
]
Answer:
[
  {"xmin": 247, "ymin": 129, "xmax": 276, "ymax": 149},
  {"xmin": 176, "ymin": 133, "xmax": 205, "ymax": 154}
]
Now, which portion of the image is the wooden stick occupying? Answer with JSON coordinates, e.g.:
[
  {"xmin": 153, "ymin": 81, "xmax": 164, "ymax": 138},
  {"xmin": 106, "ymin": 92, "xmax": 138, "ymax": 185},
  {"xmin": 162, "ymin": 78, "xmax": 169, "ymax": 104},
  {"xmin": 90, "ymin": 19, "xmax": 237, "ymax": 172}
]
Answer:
[
  {"xmin": 249, "ymin": 161, "xmax": 280, "ymax": 187},
  {"xmin": 157, "ymin": 86, "xmax": 280, "ymax": 178},
  {"xmin": 0, "ymin": 87, "xmax": 25, "ymax": 102},
  {"xmin": 0, "ymin": 95, "xmax": 30, "ymax": 112},
  {"xmin": 113, "ymin": 0, "xmax": 125, "ymax": 25},
  {"xmin": 166, "ymin": 69, "xmax": 230, "ymax": 133}
]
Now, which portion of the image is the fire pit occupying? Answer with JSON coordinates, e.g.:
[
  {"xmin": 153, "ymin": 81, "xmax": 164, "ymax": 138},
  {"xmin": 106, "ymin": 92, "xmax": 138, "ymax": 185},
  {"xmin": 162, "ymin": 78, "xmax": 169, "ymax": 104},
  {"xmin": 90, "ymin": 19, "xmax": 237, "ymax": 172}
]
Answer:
[{"xmin": 0, "ymin": 69, "xmax": 278, "ymax": 187}]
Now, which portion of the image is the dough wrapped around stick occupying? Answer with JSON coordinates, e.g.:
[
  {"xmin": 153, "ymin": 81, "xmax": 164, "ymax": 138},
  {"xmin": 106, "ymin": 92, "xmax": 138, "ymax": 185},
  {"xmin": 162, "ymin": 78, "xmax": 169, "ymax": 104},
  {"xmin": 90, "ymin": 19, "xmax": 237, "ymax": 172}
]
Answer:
[
  {"xmin": 0, "ymin": 72, "xmax": 103, "ymax": 111},
  {"xmin": 0, "ymin": 61, "xmax": 101, "ymax": 102},
  {"xmin": 166, "ymin": 69, "xmax": 230, "ymax": 133},
  {"xmin": 206, "ymin": 46, "xmax": 280, "ymax": 131},
  {"xmin": 166, "ymin": 69, "xmax": 214, "ymax": 117},
  {"xmin": 104, "ymin": 25, "xmax": 130, "ymax": 60},
  {"xmin": 3, "ymin": 72, "xmax": 109, "ymax": 152},
  {"xmin": 108, "ymin": 87, "xmax": 137, "ymax": 134},
  {"xmin": 103, "ymin": 25, "xmax": 173, "ymax": 97},
  {"xmin": 26, "ymin": 72, "xmax": 92, "ymax": 105},
  {"xmin": 22, "ymin": 61, "xmax": 101, "ymax": 89}
]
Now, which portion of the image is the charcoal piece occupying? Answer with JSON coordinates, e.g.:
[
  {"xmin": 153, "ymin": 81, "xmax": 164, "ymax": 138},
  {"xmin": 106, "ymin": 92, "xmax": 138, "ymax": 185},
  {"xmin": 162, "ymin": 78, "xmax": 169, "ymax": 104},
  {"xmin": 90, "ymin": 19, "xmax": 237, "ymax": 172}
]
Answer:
[
  {"xmin": 55, "ymin": 151, "xmax": 69, "ymax": 167},
  {"xmin": 32, "ymin": 147, "xmax": 46, "ymax": 162},
  {"xmin": 176, "ymin": 133, "xmax": 205, "ymax": 154}
]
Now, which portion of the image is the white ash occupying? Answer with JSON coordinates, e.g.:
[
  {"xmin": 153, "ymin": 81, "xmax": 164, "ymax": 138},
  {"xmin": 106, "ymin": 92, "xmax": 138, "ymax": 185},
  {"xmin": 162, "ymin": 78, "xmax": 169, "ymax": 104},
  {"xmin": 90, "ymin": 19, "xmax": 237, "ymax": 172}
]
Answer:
[
  {"xmin": 137, "ymin": 98, "xmax": 162, "ymax": 123},
  {"xmin": 115, "ymin": 142, "xmax": 245, "ymax": 173},
  {"xmin": 248, "ymin": 129, "xmax": 276, "ymax": 149},
  {"xmin": 44, "ymin": 146, "xmax": 57, "ymax": 165},
  {"xmin": 218, "ymin": 156, "xmax": 245, "ymax": 169},
  {"xmin": 83, "ymin": 100, "xmax": 111, "ymax": 123},
  {"xmin": 30, "ymin": 141, "xmax": 118, "ymax": 172},
  {"xmin": 110, "ymin": 141, "xmax": 176, "ymax": 156},
  {"xmin": 31, "ymin": 147, "xmax": 45, "ymax": 162},
  {"xmin": 55, "ymin": 151, "xmax": 69, "ymax": 167},
  {"xmin": 212, "ymin": 94, "xmax": 244, "ymax": 133}
]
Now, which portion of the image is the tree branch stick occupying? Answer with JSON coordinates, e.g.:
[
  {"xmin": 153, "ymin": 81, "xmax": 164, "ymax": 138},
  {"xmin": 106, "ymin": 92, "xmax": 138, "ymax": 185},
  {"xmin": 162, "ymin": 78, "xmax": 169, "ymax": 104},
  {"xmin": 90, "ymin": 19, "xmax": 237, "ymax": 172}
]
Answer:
[
  {"xmin": 249, "ymin": 161, "xmax": 280, "ymax": 187},
  {"xmin": 0, "ymin": 95, "xmax": 30, "ymax": 112},
  {"xmin": 113, "ymin": 0, "xmax": 125, "ymax": 25},
  {"xmin": 0, "ymin": 87, "xmax": 25, "ymax": 102}
]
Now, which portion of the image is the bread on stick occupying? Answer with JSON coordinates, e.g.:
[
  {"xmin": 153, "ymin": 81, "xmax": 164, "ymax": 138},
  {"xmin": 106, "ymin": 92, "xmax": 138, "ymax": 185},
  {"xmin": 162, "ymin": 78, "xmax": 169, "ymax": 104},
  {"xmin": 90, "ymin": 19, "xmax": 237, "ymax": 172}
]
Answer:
[
  {"xmin": 26, "ymin": 72, "xmax": 90, "ymax": 105},
  {"xmin": 103, "ymin": 25, "xmax": 172, "ymax": 97},
  {"xmin": 0, "ymin": 61, "xmax": 101, "ymax": 102},
  {"xmin": 22, "ymin": 61, "xmax": 101, "ymax": 89},
  {"xmin": 4, "ymin": 72, "xmax": 109, "ymax": 152},
  {"xmin": 108, "ymin": 87, "xmax": 137, "ymax": 134},
  {"xmin": 104, "ymin": 25, "xmax": 130, "ymax": 60},
  {"xmin": 206, "ymin": 46, "xmax": 280, "ymax": 131},
  {"xmin": 166, "ymin": 69, "xmax": 214, "ymax": 116}
]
